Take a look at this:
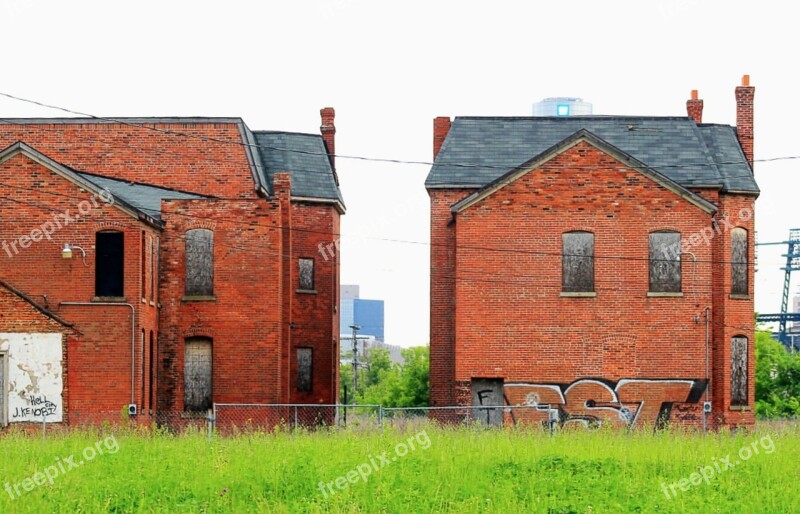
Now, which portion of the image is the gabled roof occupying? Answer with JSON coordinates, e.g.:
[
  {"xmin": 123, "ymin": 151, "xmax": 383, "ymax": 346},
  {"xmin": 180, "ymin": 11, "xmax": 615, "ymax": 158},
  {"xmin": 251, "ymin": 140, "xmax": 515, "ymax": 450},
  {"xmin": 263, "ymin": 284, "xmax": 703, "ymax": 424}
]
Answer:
[
  {"xmin": 427, "ymin": 116, "xmax": 759, "ymax": 195},
  {"xmin": 0, "ymin": 142, "xmax": 164, "ymax": 227},
  {"xmin": 451, "ymin": 129, "xmax": 718, "ymax": 215},
  {"xmin": 252, "ymin": 131, "xmax": 345, "ymax": 212},
  {"xmin": 0, "ymin": 279, "xmax": 73, "ymax": 328}
]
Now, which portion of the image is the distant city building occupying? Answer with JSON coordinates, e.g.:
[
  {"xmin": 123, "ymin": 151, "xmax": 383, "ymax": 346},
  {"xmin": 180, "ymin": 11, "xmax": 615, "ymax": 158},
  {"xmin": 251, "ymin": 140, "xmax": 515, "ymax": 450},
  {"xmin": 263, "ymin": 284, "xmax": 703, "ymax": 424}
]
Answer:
[
  {"xmin": 340, "ymin": 285, "xmax": 385, "ymax": 342},
  {"xmin": 532, "ymin": 97, "xmax": 593, "ymax": 117},
  {"xmin": 340, "ymin": 334, "xmax": 404, "ymax": 365}
]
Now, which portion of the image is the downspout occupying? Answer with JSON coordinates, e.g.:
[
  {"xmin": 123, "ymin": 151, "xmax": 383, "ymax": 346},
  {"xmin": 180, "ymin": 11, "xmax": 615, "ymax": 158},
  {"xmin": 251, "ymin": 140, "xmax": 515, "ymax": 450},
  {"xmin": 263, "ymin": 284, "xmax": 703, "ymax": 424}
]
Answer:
[{"xmin": 60, "ymin": 302, "xmax": 136, "ymax": 407}]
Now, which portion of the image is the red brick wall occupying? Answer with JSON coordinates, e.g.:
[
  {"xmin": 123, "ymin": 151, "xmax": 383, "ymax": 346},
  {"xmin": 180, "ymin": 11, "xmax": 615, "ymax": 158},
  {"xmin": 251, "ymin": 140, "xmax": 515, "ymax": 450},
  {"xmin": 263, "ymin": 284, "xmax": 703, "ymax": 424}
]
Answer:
[
  {"xmin": 157, "ymin": 198, "xmax": 284, "ymax": 410},
  {"xmin": 428, "ymin": 188, "xmax": 474, "ymax": 407},
  {"xmin": 288, "ymin": 202, "xmax": 340, "ymax": 405},
  {"xmin": 0, "ymin": 122, "xmax": 257, "ymax": 198},
  {"xmin": 710, "ymin": 194, "xmax": 756, "ymax": 428},
  {"xmin": 431, "ymin": 141, "xmax": 756, "ymax": 428},
  {"xmin": 0, "ymin": 151, "xmax": 160, "ymax": 422}
]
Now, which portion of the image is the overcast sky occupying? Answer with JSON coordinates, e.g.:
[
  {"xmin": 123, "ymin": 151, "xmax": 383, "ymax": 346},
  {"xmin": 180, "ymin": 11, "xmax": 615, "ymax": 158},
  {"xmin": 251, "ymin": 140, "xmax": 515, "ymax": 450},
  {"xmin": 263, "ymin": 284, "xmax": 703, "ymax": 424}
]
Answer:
[{"xmin": 0, "ymin": 1, "xmax": 795, "ymax": 346}]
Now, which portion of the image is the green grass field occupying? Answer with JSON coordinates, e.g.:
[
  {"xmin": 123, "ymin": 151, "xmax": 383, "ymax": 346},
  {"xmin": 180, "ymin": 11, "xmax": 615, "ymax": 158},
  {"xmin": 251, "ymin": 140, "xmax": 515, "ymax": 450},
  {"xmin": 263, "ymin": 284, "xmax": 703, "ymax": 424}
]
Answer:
[{"xmin": 1, "ymin": 423, "xmax": 798, "ymax": 513}]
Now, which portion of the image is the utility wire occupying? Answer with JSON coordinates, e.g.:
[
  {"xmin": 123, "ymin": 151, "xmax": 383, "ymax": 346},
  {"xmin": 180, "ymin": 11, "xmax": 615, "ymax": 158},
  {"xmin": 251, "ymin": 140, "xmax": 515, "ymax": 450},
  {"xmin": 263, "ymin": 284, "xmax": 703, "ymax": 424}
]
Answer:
[{"xmin": 0, "ymin": 90, "xmax": 793, "ymax": 176}]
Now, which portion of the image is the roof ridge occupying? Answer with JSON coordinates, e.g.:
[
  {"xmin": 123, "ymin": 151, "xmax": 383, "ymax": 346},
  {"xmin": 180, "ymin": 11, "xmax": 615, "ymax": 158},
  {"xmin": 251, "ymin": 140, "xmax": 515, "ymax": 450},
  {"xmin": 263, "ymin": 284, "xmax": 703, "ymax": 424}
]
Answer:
[{"xmin": 253, "ymin": 130, "xmax": 322, "ymax": 138}]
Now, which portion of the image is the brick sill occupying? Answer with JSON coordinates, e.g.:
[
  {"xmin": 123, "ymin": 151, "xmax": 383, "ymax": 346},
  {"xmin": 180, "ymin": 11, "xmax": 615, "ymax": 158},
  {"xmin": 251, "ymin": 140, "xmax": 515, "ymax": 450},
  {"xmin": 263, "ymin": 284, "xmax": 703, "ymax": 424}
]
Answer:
[
  {"xmin": 729, "ymin": 294, "xmax": 751, "ymax": 300},
  {"xmin": 296, "ymin": 289, "xmax": 318, "ymax": 295},
  {"xmin": 729, "ymin": 405, "xmax": 751, "ymax": 412},
  {"xmin": 560, "ymin": 292, "xmax": 596, "ymax": 298},
  {"xmin": 647, "ymin": 292, "xmax": 684, "ymax": 298},
  {"xmin": 92, "ymin": 296, "xmax": 128, "ymax": 303},
  {"xmin": 182, "ymin": 295, "xmax": 217, "ymax": 302}
]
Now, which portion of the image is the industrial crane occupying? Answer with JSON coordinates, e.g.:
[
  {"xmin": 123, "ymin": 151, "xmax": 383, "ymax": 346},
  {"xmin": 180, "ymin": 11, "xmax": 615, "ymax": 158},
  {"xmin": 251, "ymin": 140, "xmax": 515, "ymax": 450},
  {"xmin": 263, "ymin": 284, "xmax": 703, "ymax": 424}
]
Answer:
[{"xmin": 756, "ymin": 228, "xmax": 800, "ymax": 348}]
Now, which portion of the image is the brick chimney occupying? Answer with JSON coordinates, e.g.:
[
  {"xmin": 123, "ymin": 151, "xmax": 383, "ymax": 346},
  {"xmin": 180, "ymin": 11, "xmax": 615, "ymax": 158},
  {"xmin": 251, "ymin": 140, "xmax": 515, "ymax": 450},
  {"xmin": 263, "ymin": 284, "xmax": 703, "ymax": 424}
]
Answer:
[
  {"xmin": 433, "ymin": 116, "xmax": 451, "ymax": 159},
  {"xmin": 320, "ymin": 107, "xmax": 336, "ymax": 171},
  {"xmin": 735, "ymin": 75, "xmax": 755, "ymax": 170},
  {"xmin": 686, "ymin": 89, "xmax": 703, "ymax": 124}
]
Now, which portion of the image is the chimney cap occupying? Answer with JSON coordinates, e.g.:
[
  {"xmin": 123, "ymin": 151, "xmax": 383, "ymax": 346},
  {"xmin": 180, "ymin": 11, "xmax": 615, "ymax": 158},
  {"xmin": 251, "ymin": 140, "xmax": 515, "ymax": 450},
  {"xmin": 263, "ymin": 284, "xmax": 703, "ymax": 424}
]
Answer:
[
  {"xmin": 742, "ymin": 74, "xmax": 750, "ymax": 86},
  {"xmin": 690, "ymin": 90, "xmax": 699, "ymax": 100}
]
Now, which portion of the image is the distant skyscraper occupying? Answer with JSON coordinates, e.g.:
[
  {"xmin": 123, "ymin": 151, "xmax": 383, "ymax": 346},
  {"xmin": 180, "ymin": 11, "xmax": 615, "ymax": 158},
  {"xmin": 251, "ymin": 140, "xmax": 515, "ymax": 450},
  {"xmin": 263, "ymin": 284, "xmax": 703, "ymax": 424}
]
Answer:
[
  {"xmin": 340, "ymin": 284, "xmax": 385, "ymax": 342},
  {"xmin": 532, "ymin": 97, "xmax": 593, "ymax": 117}
]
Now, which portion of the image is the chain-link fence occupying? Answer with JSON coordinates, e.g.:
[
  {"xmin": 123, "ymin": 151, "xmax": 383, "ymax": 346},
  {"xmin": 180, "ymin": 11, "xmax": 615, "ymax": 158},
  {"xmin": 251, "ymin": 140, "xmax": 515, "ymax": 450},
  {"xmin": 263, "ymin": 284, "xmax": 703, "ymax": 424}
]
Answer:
[
  {"xmin": 381, "ymin": 405, "xmax": 560, "ymax": 430},
  {"xmin": 9, "ymin": 404, "xmax": 563, "ymax": 440},
  {"xmin": 212, "ymin": 404, "xmax": 382, "ymax": 435}
]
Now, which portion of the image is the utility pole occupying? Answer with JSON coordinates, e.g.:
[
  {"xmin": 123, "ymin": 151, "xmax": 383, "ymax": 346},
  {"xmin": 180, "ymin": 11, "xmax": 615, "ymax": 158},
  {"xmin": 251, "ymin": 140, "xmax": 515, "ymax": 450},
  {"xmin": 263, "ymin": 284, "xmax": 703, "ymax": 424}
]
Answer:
[{"xmin": 349, "ymin": 324, "xmax": 361, "ymax": 400}]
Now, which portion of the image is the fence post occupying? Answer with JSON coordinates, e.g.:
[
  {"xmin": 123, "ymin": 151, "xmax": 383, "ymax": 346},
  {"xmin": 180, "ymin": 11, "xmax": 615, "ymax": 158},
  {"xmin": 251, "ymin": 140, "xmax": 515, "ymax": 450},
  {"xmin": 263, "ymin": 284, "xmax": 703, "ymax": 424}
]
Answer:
[
  {"xmin": 378, "ymin": 405, "xmax": 383, "ymax": 426},
  {"xmin": 294, "ymin": 405, "xmax": 298, "ymax": 429},
  {"xmin": 42, "ymin": 411, "xmax": 47, "ymax": 442},
  {"xmin": 207, "ymin": 407, "xmax": 215, "ymax": 441}
]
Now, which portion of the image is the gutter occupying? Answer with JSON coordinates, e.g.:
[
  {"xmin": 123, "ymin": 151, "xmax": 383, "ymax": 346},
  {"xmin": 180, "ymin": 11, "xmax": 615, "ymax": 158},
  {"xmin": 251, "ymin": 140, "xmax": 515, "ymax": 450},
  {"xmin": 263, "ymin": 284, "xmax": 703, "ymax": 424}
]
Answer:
[{"xmin": 60, "ymin": 302, "xmax": 136, "ymax": 408}]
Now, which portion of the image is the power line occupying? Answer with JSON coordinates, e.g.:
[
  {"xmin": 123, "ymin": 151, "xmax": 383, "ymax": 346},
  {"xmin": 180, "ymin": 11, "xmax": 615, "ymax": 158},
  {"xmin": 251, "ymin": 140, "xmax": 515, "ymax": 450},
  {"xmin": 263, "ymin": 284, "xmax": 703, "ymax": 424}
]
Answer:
[
  {"xmin": 0, "ymin": 90, "xmax": 794, "ymax": 176},
  {"xmin": 0, "ymin": 178, "xmax": 770, "ymax": 268}
]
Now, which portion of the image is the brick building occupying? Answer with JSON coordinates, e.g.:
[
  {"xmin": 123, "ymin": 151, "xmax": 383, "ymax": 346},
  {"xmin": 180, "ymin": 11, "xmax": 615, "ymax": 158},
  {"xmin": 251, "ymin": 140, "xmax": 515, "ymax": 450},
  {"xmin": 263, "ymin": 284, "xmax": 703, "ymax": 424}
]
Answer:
[
  {"xmin": 427, "ymin": 78, "xmax": 758, "ymax": 429},
  {"xmin": 0, "ymin": 109, "xmax": 343, "ymax": 426}
]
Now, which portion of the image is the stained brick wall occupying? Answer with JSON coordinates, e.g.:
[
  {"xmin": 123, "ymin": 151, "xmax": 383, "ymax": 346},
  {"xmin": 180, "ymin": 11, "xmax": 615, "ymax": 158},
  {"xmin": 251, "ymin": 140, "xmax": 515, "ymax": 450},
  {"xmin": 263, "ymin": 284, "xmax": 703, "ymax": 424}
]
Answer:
[
  {"xmin": 0, "ymin": 118, "xmax": 342, "ymax": 424},
  {"xmin": 429, "ymin": 140, "xmax": 757, "ymax": 429}
]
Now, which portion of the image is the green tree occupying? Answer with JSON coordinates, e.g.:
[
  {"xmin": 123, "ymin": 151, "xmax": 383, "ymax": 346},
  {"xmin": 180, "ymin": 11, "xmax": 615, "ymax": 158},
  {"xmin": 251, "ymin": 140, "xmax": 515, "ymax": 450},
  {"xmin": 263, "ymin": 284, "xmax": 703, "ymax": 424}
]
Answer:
[
  {"xmin": 339, "ymin": 345, "xmax": 430, "ymax": 408},
  {"xmin": 755, "ymin": 330, "xmax": 800, "ymax": 418}
]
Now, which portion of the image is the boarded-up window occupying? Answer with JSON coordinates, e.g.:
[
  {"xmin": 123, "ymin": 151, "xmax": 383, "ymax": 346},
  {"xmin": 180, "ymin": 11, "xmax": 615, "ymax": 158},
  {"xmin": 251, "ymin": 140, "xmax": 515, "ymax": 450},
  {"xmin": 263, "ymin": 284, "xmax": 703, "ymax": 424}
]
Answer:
[
  {"xmin": 649, "ymin": 231, "xmax": 682, "ymax": 293},
  {"xmin": 184, "ymin": 338, "xmax": 212, "ymax": 412},
  {"xmin": 0, "ymin": 354, "xmax": 5, "ymax": 426},
  {"xmin": 562, "ymin": 232, "xmax": 594, "ymax": 292},
  {"xmin": 731, "ymin": 228, "xmax": 748, "ymax": 295},
  {"xmin": 299, "ymin": 258, "xmax": 315, "ymax": 291},
  {"xmin": 471, "ymin": 378, "xmax": 504, "ymax": 427},
  {"xmin": 731, "ymin": 336, "xmax": 748, "ymax": 406},
  {"xmin": 185, "ymin": 229, "xmax": 214, "ymax": 296},
  {"xmin": 297, "ymin": 348, "xmax": 313, "ymax": 392},
  {"xmin": 96, "ymin": 231, "xmax": 125, "ymax": 297}
]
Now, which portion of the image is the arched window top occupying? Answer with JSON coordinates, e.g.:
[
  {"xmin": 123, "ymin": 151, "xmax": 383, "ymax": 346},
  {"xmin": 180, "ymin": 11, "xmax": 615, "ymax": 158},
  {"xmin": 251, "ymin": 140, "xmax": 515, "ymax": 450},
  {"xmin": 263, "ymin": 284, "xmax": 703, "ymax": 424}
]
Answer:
[
  {"xmin": 731, "ymin": 229, "xmax": 748, "ymax": 295},
  {"xmin": 185, "ymin": 229, "xmax": 214, "ymax": 297}
]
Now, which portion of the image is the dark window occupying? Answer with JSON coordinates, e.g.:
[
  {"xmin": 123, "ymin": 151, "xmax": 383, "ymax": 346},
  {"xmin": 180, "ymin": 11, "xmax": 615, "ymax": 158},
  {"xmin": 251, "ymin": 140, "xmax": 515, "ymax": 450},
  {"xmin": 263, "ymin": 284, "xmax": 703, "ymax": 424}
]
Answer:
[
  {"xmin": 731, "ymin": 336, "xmax": 748, "ymax": 406},
  {"xmin": 184, "ymin": 337, "xmax": 212, "ymax": 412},
  {"xmin": 649, "ymin": 231, "xmax": 682, "ymax": 293},
  {"xmin": 297, "ymin": 348, "xmax": 313, "ymax": 392},
  {"xmin": 731, "ymin": 228, "xmax": 748, "ymax": 295},
  {"xmin": 153, "ymin": 237, "xmax": 160, "ymax": 302},
  {"xmin": 185, "ymin": 229, "xmax": 214, "ymax": 296},
  {"xmin": 299, "ymin": 258, "xmax": 315, "ymax": 291},
  {"xmin": 562, "ymin": 232, "xmax": 594, "ymax": 292},
  {"xmin": 96, "ymin": 231, "xmax": 124, "ymax": 297}
]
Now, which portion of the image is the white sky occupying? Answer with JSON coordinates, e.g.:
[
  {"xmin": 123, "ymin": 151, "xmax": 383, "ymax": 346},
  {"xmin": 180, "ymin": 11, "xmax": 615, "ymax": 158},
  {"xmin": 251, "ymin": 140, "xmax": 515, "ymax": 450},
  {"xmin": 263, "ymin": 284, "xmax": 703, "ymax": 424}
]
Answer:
[{"xmin": 0, "ymin": 1, "xmax": 796, "ymax": 346}]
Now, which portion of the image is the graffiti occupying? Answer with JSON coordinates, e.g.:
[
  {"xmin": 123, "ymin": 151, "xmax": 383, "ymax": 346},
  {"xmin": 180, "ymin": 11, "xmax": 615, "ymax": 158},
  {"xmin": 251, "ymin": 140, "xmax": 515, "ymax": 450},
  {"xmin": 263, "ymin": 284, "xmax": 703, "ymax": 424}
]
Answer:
[
  {"xmin": 11, "ymin": 393, "xmax": 58, "ymax": 419},
  {"xmin": 503, "ymin": 378, "xmax": 706, "ymax": 430}
]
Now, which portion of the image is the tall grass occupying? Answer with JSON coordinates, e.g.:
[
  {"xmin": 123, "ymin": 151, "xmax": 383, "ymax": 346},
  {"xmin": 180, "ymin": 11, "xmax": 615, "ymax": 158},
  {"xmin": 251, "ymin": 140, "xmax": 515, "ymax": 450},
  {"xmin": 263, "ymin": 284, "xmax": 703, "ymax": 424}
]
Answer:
[{"xmin": 0, "ymin": 423, "xmax": 798, "ymax": 513}]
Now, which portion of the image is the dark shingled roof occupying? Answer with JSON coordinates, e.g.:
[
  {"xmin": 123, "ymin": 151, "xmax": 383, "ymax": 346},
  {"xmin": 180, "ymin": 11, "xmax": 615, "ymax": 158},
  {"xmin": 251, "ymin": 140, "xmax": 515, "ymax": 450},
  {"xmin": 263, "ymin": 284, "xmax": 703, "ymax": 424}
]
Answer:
[
  {"xmin": 76, "ymin": 172, "xmax": 207, "ymax": 221},
  {"xmin": 426, "ymin": 116, "xmax": 759, "ymax": 194},
  {"xmin": 252, "ymin": 131, "xmax": 344, "ymax": 206}
]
